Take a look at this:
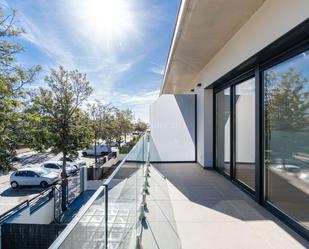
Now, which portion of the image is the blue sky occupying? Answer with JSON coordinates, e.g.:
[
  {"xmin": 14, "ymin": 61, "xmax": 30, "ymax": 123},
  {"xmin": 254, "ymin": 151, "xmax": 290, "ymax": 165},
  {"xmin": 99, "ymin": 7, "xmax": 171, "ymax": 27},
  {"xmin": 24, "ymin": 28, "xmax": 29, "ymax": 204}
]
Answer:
[{"xmin": 2, "ymin": 0, "xmax": 179, "ymax": 122}]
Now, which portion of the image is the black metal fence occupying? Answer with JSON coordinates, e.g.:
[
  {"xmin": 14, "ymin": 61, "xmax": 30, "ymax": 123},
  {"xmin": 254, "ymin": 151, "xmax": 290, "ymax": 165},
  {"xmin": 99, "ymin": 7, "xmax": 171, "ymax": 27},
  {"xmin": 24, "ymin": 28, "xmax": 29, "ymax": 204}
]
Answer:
[
  {"xmin": 87, "ymin": 167, "xmax": 105, "ymax": 180},
  {"xmin": 67, "ymin": 172, "xmax": 81, "ymax": 205},
  {"xmin": 1, "ymin": 223, "xmax": 66, "ymax": 249},
  {"xmin": 53, "ymin": 186, "xmax": 62, "ymax": 222}
]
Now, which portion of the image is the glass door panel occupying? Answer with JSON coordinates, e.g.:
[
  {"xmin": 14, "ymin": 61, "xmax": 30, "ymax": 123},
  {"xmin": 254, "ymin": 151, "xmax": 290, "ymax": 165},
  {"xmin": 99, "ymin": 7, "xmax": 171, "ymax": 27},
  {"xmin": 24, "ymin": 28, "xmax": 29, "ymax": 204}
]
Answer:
[
  {"xmin": 235, "ymin": 78, "xmax": 256, "ymax": 190},
  {"xmin": 264, "ymin": 50, "xmax": 309, "ymax": 229}
]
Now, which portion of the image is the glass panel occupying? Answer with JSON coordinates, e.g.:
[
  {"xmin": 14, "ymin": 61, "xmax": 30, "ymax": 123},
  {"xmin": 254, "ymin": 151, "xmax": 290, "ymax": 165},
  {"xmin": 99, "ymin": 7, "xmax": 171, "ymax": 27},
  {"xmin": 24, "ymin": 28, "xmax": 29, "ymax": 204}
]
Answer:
[
  {"xmin": 105, "ymin": 135, "xmax": 147, "ymax": 249},
  {"xmin": 264, "ymin": 50, "xmax": 309, "ymax": 229},
  {"xmin": 52, "ymin": 134, "xmax": 148, "ymax": 249},
  {"xmin": 58, "ymin": 187, "xmax": 106, "ymax": 249},
  {"xmin": 216, "ymin": 88, "xmax": 231, "ymax": 175},
  {"xmin": 235, "ymin": 78, "xmax": 256, "ymax": 190}
]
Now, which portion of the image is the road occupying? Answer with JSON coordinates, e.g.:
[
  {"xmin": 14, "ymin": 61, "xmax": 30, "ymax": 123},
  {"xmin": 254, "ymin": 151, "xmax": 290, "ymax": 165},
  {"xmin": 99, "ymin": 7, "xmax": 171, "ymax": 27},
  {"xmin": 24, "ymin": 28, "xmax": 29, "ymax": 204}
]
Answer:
[{"xmin": 0, "ymin": 151, "xmax": 95, "ymax": 216}]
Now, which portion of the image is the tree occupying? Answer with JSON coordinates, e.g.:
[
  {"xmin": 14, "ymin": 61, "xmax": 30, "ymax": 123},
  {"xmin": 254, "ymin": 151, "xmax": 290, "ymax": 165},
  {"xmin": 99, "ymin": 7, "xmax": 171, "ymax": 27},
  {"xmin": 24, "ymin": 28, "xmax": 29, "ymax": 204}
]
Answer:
[
  {"xmin": 265, "ymin": 67, "xmax": 309, "ymax": 131},
  {"xmin": 30, "ymin": 66, "xmax": 92, "ymax": 211},
  {"xmin": 0, "ymin": 8, "xmax": 41, "ymax": 171},
  {"xmin": 134, "ymin": 119, "xmax": 148, "ymax": 133},
  {"xmin": 114, "ymin": 109, "xmax": 134, "ymax": 143},
  {"xmin": 87, "ymin": 100, "xmax": 114, "ymax": 165}
]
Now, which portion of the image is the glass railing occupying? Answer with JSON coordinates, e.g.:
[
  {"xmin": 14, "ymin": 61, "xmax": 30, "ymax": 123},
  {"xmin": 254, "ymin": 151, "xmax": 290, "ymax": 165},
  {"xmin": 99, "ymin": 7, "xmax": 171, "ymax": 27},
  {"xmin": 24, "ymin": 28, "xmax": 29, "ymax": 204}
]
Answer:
[{"xmin": 49, "ymin": 133, "xmax": 149, "ymax": 249}]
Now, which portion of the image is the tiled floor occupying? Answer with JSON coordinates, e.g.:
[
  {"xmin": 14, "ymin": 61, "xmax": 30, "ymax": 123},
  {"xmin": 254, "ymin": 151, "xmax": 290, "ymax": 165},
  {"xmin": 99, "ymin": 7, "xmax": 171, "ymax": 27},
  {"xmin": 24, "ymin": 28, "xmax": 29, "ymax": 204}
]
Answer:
[{"xmin": 143, "ymin": 163, "xmax": 309, "ymax": 249}]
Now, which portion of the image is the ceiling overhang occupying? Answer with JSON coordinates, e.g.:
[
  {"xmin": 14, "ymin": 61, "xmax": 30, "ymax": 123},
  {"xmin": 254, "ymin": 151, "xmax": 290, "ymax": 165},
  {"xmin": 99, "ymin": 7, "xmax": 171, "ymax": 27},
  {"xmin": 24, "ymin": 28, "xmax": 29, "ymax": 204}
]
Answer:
[{"xmin": 161, "ymin": 0, "xmax": 265, "ymax": 94}]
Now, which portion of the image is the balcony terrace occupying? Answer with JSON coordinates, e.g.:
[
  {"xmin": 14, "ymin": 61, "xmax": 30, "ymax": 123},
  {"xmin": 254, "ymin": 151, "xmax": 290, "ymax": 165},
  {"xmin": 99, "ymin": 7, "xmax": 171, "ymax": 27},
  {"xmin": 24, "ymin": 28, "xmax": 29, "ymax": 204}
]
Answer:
[{"xmin": 143, "ymin": 162, "xmax": 309, "ymax": 249}]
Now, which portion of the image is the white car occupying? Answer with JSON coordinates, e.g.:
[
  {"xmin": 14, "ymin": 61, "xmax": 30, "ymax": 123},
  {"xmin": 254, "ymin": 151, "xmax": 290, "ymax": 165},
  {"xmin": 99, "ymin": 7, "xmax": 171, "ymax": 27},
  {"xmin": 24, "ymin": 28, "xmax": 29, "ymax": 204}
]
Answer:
[
  {"xmin": 40, "ymin": 161, "xmax": 77, "ymax": 175},
  {"xmin": 274, "ymin": 164, "xmax": 301, "ymax": 174},
  {"xmin": 82, "ymin": 144, "xmax": 111, "ymax": 156},
  {"xmin": 59, "ymin": 156, "xmax": 86, "ymax": 169},
  {"xmin": 299, "ymin": 170, "xmax": 309, "ymax": 183},
  {"xmin": 10, "ymin": 168, "xmax": 59, "ymax": 188}
]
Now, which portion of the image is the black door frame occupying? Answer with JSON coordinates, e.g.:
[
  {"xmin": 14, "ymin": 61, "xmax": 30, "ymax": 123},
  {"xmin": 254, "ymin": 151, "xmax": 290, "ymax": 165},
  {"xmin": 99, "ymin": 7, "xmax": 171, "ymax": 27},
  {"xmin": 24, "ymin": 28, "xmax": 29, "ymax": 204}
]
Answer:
[
  {"xmin": 213, "ymin": 69, "xmax": 256, "ymax": 197},
  {"xmin": 211, "ymin": 19, "xmax": 309, "ymax": 240}
]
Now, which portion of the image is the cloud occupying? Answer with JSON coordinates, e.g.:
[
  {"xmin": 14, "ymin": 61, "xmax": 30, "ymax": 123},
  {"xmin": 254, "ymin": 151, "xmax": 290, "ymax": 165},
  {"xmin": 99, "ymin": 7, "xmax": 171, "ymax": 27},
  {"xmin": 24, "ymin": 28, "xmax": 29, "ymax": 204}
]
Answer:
[
  {"xmin": 117, "ymin": 90, "xmax": 160, "ymax": 105},
  {"xmin": 91, "ymin": 89, "xmax": 159, "ymax": 122},
  {"xmin": 149, "ymin": 62, "xmax": 165, "ymax": 75}
]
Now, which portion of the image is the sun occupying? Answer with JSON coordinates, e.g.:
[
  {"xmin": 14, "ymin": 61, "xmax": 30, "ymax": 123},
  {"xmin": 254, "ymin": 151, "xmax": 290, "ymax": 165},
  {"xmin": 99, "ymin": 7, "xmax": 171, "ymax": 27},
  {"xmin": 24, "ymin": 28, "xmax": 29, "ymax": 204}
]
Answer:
[{"xmin": 70, "ymin": 0, "xmax": 137, "ymax": 50}]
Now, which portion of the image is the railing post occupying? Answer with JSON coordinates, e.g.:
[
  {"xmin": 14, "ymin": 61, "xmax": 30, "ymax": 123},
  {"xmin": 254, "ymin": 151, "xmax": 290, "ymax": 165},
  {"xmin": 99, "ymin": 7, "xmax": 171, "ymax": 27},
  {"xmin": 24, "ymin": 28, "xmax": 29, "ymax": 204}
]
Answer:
[{"xmin": 104, "ymin": 184, "xmax": 108, "ymax": 249}]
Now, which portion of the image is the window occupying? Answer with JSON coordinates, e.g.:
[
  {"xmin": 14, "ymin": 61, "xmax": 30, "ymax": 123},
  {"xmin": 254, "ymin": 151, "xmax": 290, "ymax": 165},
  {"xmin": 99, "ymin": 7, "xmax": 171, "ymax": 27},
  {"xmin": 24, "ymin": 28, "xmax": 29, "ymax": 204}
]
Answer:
[
  {"xmin": 264, "ymin": 50, "xmax": 309, "ymax": 229},
  {"xmin": 235, "ymin": 78, "xmax": 256, "ymax": 190},
  {"xmin": 44, "ymin": 164, "xmax": 59, "ymax": 169},
  {"xmin": 26, "ymin": 171, "xmax": 37, "ymax": 177},
  {"xmin": 216, "ymin": 88, "xmax": 231, "ymax": 175}
]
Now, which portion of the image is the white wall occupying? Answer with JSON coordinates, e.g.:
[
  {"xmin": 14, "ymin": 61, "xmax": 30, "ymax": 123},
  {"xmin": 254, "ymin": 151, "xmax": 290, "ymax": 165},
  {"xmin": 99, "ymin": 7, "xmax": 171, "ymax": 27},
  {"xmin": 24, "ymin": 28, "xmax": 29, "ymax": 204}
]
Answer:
[
  {"xmin": 5, "ymin": 199, "xmax": 54, "ymax": 224},
  {"xmin": 193, "ymin": 0, "xmax": 309, "ymax": 167},
  {"xmin": 196, "ymin": 87, "xmax": 205, "ymax": 166},
  {"xmin": 149, "ymin": 94, "xmax": 195, "ymax": 162},
  {"xmin": 196, "ymin": 87, "xmax": 213, "ymax": 167}
]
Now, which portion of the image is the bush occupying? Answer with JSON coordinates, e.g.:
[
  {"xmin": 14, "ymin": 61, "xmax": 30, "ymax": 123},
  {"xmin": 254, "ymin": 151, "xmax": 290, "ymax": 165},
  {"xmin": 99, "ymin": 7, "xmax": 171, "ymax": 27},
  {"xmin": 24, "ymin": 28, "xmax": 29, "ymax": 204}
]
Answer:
[
  {"xmin": 119, "ymin": 146, "xmax": 130, "ymax": 154},
  {"xmin": 119, "ymin": 134, "xmax": 142, "ymax": 154}
]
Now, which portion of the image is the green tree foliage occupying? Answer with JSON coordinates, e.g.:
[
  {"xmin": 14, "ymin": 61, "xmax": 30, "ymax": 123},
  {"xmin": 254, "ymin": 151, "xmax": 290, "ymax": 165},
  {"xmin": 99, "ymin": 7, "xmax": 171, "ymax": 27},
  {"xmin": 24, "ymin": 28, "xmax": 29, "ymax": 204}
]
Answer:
[
  {"xmin": 87, "ymin": 100, "xmax": 114, "ymax": 164},
  {"xmin": 29, "ymin": 66, "xmax": 92, "ymax": 210},
  {"xmin": 0, "ymin": 9, "xmax": 40, "ymax": 171},
  {"xmin": 114, "ymin": 109, "xmax": 134, "ymax": 143},
  {"xmin": 134, "ymin": 119, "xmax": 148, "ymax": 132},
  {"xmin": 265, "ymin": 67, "xmax": 309, "ymax": 131},
  {"xmin": 29, "ymin": 66, "xmax": 93, "ymax": 158}
]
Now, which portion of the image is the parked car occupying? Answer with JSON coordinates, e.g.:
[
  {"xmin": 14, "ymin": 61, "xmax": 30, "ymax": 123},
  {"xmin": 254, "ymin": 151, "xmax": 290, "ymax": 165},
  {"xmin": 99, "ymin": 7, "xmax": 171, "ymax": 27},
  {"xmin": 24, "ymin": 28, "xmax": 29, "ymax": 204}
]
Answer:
[
  {"xmin": 59, "ymin": 156, "xmax": 86, "ymax": 169},
  {"xmin": 82, "ymin": 144, "xmax": 111, "ymax": 156},
  {"xmin": 299, "ymin": 170, "xmax": 309, "ymax": 183},
  {"xmin": 110, "ymin": 141, "xmax": 119, "ymax": 148},
  {"xmin": 10, "ymin": 168, "xmax": 59, "ymax": 188},
  {"xmin": 40, "ymin": 161, "xmax": 77, "ymax": 175},
  {"xmin": 276, "ymin": 164, "xmax": 301, "ymax": 174}
]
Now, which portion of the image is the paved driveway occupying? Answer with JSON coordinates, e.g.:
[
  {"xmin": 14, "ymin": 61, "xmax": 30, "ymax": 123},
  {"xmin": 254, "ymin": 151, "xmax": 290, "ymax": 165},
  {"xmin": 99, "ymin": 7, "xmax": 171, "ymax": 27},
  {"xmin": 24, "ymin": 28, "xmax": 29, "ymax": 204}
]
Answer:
[{"xmin": 0, "ymin": 151, "xmax": 95, "ymax": 216}]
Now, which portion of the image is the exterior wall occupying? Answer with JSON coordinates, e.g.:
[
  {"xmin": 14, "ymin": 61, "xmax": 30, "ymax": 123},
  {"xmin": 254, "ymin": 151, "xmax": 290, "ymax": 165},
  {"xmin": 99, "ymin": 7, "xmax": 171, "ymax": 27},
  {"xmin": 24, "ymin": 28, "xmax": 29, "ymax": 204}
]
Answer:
[
  {"xmin": 196, "ymin": 87, "xmax": 205, "ymax": 166},
  {"xmin": 149, "ymin": 94, "xmax": 196, "ymax": 162},
  {"xmin": 193, "ymin": 0, "xmax": 309, "ymax": 167},
  {"xmin": 196, "ymin": 87, "xmax": 213, "ymax": 167}
]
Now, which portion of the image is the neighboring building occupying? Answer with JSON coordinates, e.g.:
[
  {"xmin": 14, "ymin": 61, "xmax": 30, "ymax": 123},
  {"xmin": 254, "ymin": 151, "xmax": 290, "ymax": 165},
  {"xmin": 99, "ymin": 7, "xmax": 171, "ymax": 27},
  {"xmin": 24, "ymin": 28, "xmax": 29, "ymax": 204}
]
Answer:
[{"xmin": 150, "ymin": 0, "xmax": 309, "ymax": 243}]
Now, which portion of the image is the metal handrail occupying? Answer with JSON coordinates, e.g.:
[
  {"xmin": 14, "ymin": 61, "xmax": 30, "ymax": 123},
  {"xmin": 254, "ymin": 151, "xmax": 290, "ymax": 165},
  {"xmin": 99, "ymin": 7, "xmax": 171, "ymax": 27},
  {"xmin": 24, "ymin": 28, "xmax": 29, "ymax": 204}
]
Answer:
[
  {"xmin": 0, "ymin": 200, "xmax": 29, "ymax": 224},
  {"xmin": 28, "ymin": 186, "xmax": 54, "ymax": 204},
  {"xmin": 104, "ymin": 133, "xmax": 145, "ymax": 186},
  {"xmin": 48, "ymin": 185, "xmax": 106, "ymax": 249},
  {"xmin": 29, "ymin": 187, "xmax": 54, "ymax": 214}
]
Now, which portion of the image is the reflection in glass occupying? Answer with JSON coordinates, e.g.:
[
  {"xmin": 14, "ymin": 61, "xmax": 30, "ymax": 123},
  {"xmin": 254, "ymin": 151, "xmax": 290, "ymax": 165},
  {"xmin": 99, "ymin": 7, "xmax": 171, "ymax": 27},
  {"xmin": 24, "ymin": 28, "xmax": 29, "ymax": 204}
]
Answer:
[
  {"xmin": 264, "ymin": 51, "xmax": 309, "ymax": 229},
  {"xmin": 216, "ymin": 88, "xmax": 230, "ymax": 175},
  {"xmin": 235, "ymin": 78, "xmax": 255, "ymax": 190}
]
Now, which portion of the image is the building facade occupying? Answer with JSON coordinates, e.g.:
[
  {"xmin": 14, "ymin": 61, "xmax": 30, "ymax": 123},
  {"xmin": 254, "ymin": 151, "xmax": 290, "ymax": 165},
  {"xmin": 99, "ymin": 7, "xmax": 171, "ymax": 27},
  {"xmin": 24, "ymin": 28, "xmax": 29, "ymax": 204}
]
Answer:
[{"xmin": 150, "ymin": 0, "xmax": 309, "ymax": 240}]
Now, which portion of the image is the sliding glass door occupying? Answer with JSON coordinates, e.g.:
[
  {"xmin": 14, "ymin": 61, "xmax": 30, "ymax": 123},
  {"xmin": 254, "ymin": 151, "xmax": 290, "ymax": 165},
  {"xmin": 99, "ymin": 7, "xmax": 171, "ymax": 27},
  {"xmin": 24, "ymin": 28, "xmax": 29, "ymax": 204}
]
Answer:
[
  {"xmin": 264, "ymin": 50, "xmax": 309, "ymax": 229},
  {"xmin": 235, "ymin": 78, "xmax": 256, "ymax": 190}
]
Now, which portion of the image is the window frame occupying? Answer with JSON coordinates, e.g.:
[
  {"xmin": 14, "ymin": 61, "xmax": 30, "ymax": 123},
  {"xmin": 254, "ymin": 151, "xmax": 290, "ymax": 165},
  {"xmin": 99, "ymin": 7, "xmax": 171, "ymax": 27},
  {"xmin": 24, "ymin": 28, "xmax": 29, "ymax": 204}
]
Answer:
[{"xmin": 211, "ymin": 19, "xmax": 309, "ymax": 240}]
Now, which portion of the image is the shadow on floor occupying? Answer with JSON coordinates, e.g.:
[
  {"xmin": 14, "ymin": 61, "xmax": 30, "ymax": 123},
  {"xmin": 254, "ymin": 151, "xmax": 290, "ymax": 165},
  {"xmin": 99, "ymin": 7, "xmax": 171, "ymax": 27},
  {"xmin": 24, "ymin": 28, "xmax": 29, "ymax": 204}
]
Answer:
[
  {"xmin": 1, "ymin": 186, "xmax": 42, "ymax": 197},
  {"xmin": 151, "ymin": 163, "xmax": 309, "ymax": 247}
]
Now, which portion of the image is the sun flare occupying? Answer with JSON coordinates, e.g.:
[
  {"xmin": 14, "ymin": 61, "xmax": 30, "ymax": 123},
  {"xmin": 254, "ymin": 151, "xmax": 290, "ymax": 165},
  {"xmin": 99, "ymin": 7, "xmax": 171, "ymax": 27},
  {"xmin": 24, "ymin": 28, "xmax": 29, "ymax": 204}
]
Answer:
[{"xmin": 70, "ymin": 0, "xmax": 137, "ymax": 50}]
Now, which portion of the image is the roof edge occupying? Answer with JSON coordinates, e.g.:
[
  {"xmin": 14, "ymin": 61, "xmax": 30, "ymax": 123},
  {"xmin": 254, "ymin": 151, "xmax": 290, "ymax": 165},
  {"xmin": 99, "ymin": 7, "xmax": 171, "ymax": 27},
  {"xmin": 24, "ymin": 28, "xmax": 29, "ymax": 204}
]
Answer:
[{"xmin": 160, "ymin": 0, "xmax": 189, "ymax": 95}]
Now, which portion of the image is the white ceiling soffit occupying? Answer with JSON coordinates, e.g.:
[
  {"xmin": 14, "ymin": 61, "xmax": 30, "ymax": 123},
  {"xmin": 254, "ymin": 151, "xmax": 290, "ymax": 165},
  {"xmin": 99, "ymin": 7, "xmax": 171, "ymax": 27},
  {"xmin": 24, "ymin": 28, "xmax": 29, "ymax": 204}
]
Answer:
[{"xmin": 161, "ymin": 0, "xmax": 265, "ymax": 94}]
